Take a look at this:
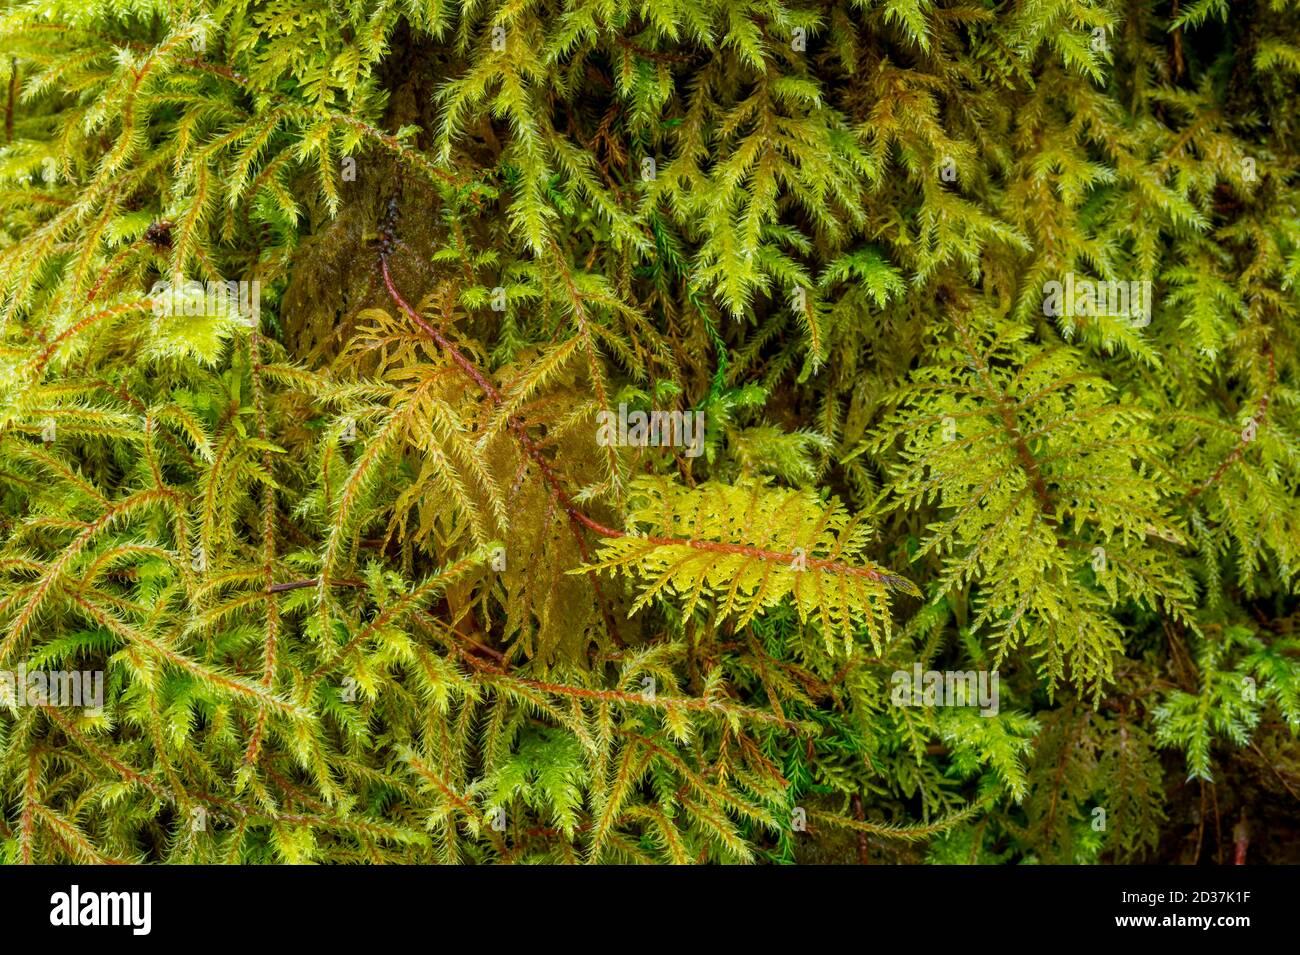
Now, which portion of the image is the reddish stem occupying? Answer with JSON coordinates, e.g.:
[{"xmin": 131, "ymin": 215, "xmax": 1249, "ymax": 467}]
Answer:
[
  {"xmin": 378, "ymin": 254, "xmax": 905, "ymax": 590},
  {"xmin": 1186, "ymin": 344, "xmax": 1274, "ymax": 501}
]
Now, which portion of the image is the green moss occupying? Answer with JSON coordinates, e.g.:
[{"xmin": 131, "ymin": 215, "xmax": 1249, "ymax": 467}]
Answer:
[{"xmin": 0, "ymin": 0, "xmax": 1296, "ymax": 864}]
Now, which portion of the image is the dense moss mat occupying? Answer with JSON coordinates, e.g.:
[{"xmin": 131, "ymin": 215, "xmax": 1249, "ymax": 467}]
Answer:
[{"xmin": 0, "ymin": 1, "xmax": 1297, "ymax": 863}]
